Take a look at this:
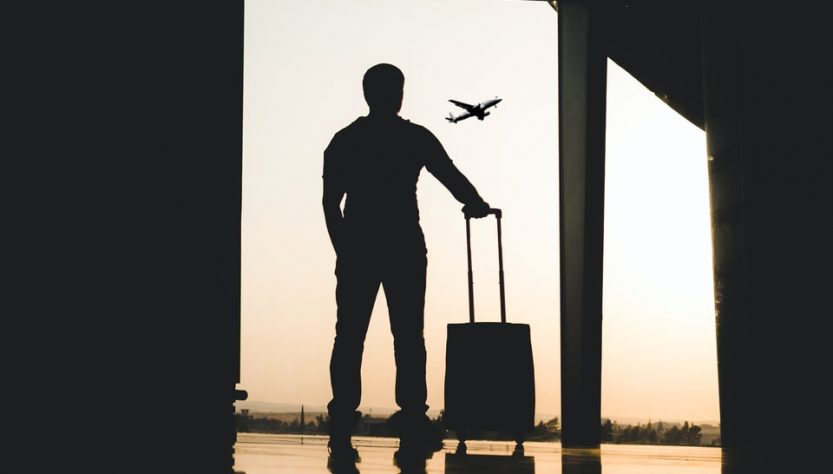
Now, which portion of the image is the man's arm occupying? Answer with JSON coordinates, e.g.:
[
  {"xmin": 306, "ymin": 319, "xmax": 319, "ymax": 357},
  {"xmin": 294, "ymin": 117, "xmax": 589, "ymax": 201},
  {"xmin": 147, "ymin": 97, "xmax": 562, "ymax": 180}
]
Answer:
[
  {"xmin": 322, "ymin": 142, "xmax": 346, "ymax": 254},
  {"xmin": 422, "ymin": 129, "xmax": 490, "ymax": 217}
]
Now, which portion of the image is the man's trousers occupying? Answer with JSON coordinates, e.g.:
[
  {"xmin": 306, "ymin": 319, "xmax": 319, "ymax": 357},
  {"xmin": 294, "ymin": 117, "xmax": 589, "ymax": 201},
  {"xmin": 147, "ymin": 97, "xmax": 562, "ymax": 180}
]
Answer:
[{"xmin": 327, "ymin": 243, "xmax": 428, "ymax": 438}]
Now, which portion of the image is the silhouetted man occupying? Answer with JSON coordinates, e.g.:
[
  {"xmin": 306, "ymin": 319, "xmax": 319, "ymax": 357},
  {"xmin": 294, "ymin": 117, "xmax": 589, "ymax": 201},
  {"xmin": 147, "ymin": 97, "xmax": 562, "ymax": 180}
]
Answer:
[{"xmin": 323, "ymin": 63, "xmax": 490, "ymax": 460}]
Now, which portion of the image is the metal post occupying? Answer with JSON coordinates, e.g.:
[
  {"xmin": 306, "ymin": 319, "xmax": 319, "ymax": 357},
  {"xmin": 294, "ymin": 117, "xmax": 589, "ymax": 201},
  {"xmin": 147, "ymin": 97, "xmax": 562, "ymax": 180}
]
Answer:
[
  {"xmin": 466, "ymin": 217, "xmax": 475, "ymax": 323},
  {"xmin": 496, "ymin": 214, "xmax": 507, "ymax": 323}
]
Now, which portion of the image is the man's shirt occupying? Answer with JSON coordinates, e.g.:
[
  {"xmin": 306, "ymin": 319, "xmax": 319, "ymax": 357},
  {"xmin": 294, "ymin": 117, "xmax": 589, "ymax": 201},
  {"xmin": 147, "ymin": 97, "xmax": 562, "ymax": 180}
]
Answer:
[{"xmin": 323, "ymin": 115, "xmax": 483, "ymax": 248}]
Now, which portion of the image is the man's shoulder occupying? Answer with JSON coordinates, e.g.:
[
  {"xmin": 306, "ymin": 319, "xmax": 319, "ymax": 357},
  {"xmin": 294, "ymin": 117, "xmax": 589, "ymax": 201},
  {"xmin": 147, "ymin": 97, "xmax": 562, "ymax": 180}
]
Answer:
[
  {"xmin": 331, "ymin": 117, "xmax": 366, "ymax": 139},
  {"xmin": 326, "ymin": 117, "xmax": 366, "ymax": 152},
  {"xmin": 398, "ymin": 118, "xmax": 439, "ymax": 144},
  {"xmin": 327, "ymin": 116, "xmax": 437, "ymax": 149},
  {"xmin": 399, "ymin": 117, "xmax": 430, "ymax": 133}
]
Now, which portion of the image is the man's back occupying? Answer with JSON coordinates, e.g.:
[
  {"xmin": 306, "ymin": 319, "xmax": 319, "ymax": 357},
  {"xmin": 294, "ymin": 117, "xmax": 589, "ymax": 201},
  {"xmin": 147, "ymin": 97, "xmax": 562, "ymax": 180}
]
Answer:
[
  {"xmin": 325, "ymin": 116, "xmax": 426, "ymax": 230},
  {"xmin": 324, "ymin": 115, "xmax": 481, "ymax": 245}
]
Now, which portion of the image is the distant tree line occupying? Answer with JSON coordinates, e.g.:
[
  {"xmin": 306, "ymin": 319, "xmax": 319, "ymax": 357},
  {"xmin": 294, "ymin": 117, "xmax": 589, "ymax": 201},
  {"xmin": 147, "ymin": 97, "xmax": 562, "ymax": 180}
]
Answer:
[
  {"xmin": 527, "ymin": 416, "xmax": 561, "ymax": 441},
  {"xmin": 601, "ymin": 419, "xmax": 715, "ymax": 446},
  {"xmin": 443, "ymin": 416, "xmax": 561, "ymax": 442},
  {"xmin": 235, "ymin": 412, "xmax": 425, "ymax": 437},
  {"xmin": 235, "ymin": 412, "xmax": 329, "ymax": 435},
  {"xmin": 235, "ymin": 410, "xmax": 561, "ymax": 441},
  {"xmin": 236, "ymin": 411, "xmax": 716, "ymax": 447}
]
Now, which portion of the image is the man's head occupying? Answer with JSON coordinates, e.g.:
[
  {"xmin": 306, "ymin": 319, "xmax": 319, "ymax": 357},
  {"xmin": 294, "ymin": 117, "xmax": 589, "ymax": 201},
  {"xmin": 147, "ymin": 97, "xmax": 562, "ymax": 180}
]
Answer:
[{"xmin": 363, "ymin": 63, "xmax": 404, "ymax": 115}]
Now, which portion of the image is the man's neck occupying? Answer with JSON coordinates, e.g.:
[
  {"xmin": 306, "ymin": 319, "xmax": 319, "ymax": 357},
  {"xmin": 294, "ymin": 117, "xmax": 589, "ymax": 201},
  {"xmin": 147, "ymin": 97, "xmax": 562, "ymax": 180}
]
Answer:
[{"xmin": 368, "ymin": 110, "xmax": 399, "ymax": 120}]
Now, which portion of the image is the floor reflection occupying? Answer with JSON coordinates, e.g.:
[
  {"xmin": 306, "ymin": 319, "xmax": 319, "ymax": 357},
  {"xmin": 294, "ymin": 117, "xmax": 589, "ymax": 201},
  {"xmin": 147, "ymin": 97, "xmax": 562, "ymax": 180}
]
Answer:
[
  {"xmin": 235, "ymin": 434, "xmax": 723, "ymax": 474},
  {"xmin": 394, "ymin": 450, "xmax": 432, "ymax": 474},
  {"xmin": 327, "ymin": 458, "xmax": 360, "ymax": 474},
  {"xmin": 445, "ymin": 442, "xmax": 535, "ymax": 474},
  {"xmin": 328, "ymin": 450, "xmax": 435, "ymax": 474},
  {"xmin": 720, "ymin": 448, "xmax": 808, "ymax": 474},
  {"xmin": 561, "ymin": 448, "xmax": 601, "ymax": 474}
]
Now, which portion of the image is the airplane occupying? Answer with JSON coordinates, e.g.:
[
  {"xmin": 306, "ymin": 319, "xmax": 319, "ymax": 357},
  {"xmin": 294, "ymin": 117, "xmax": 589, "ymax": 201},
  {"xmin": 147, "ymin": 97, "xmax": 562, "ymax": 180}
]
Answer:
[{"xmin": 446, "ymin": 97, "xmax": 502, "ymax": 123}]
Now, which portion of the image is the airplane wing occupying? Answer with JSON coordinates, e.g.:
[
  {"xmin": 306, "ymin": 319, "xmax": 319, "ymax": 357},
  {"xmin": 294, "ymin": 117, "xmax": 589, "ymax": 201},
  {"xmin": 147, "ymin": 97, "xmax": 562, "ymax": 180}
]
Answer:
[{"xmin": 449, "ymin": 100, "xmax": 476, "ymax": 112}]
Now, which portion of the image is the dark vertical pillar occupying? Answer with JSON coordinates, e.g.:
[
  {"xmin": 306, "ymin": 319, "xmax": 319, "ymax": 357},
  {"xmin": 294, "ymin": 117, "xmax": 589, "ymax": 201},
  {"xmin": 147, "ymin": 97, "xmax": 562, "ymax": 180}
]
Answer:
[
  {"xmin": 700, "ymin": 0, "xmax": 746, "ymax": 450},
  {"xmin": 558, "ymin": 0, "xmax": 607, "ymax": 448},
  {"xmin": 8, "ymin": 1, "xmax": 244, "ymax": 471},
  {"xmin": 702, "ymin": 0, "xmax": 833, "ymax": 460}
]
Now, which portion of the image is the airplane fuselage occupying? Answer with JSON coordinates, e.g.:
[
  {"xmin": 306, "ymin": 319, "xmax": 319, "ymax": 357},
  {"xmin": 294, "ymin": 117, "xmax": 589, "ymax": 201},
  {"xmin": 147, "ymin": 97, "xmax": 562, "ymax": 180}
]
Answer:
[
  {"xmin": 447, "ymin": 97, "xmax": 502, "ymax": 123},
  {"xmin": 478, "ymin": 98, "xmax": 502, "ymax": 111}
]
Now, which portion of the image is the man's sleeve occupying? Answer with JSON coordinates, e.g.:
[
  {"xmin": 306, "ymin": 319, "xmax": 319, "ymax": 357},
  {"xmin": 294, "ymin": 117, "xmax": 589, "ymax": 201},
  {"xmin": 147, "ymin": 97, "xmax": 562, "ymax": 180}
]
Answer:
[
  {"xmin": 323, "ymin": 133, "xmax": 345, "ymax": 191},
  {"xmin": 322, "ymin": 132, "xmax": 348, "ymax": 252},
  {"xmin": 422, "ymin": 128, "xmax": 485, "ymax": 206},
  {"xmin": 322, "ymin": 132, "xmax": 348, "ymax": 217}
]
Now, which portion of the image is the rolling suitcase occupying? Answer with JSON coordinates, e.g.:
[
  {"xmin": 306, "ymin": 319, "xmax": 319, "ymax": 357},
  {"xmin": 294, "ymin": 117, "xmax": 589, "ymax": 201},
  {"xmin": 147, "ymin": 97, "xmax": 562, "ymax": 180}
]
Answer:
[{"xmin": 444, "ymin": 209, "xmax": 535, "ymax": 445}]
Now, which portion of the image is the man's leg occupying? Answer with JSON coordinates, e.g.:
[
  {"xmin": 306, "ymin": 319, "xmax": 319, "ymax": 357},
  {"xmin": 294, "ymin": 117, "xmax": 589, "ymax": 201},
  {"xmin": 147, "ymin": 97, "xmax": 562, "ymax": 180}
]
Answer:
[
  {"xmin": 384, "ymin": 249, "xmax": 428, "ymax": 416},
  {"xmin": 328, "ymin": 254, "xmax": 380, "ymax": 453},
  {"xmin": 383, "ymin": 249, "xmax": 441, "ymax": 454}
]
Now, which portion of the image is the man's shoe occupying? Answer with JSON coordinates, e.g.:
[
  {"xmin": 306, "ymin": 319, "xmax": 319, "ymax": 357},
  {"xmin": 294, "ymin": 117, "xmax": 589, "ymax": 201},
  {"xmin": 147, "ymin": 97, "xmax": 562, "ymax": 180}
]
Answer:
[
  {"xmin": 388, "ymin": 410, "xmax": 445, "ymax": 458},
  {"xmin": 399, "ymin": 436, "xmax": 443, "ymax": 456},
  {"xmin": 327, "ymin": 440, "xmax": 360, "ymax": 464},
  {"xmin": 399, "ymin": 422, "xmax": 444, "ymax": 455}
]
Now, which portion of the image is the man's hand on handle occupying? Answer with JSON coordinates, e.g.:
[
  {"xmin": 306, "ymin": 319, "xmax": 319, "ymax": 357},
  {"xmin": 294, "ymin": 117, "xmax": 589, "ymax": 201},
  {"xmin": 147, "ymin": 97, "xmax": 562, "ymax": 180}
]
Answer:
[{"xmin": 462, "ymin": 200, "xmax": 492, "ymax": 219}]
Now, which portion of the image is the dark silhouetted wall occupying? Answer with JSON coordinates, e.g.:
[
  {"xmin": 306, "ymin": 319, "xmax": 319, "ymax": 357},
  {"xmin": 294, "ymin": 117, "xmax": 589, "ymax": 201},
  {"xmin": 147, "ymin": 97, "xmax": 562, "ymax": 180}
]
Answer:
[
  {"xmin": 8, "ymin": 2, "xmax": 243, "ymax": 471},
  {"xmin": 702, "ymin": 0, "xmax": 833, "ymax": 452}
]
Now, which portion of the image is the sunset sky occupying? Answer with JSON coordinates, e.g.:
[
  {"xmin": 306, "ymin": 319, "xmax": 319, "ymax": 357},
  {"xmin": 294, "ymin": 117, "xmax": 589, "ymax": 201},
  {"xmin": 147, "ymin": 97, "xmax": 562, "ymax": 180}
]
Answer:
[{"xmin": 240, "ymin": 0, "xmax": 719, "ymax": 423}]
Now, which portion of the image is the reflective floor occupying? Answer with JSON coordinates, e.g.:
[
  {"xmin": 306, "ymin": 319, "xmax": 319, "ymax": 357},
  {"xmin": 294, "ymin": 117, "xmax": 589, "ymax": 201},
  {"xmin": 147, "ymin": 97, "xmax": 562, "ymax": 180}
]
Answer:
[{"xmin": 234, "ymin": 434, "xmax": 722, "ymax": 474}]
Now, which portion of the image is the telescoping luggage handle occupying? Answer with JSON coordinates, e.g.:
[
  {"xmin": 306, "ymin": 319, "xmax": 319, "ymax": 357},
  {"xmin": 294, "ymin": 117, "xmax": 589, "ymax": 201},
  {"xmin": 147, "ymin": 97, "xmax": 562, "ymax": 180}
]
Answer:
[{"xmin": 465, "ymin": 208, "xmax": 506, "ymax": 323}]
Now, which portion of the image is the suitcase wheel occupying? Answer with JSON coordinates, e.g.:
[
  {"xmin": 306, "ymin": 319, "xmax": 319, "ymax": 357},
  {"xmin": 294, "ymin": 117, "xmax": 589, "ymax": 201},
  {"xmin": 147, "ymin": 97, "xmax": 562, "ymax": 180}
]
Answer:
[{"xmin": 512, "ymin": 443, "xmax": 525, "ymax": 457}]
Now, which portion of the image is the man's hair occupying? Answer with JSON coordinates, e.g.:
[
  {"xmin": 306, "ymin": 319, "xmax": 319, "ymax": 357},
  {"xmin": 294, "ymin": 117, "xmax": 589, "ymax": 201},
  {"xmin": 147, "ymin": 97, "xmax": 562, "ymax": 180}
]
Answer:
[{"xmin": 362, "ymin": 63, "xmax": 404, "ymax": 113}]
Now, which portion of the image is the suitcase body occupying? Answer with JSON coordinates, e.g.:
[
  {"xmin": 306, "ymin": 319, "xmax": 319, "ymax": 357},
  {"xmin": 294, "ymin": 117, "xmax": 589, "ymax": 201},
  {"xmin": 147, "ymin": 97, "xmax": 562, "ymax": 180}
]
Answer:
[
  {"xmin": 444, "ymin": 322, "xmax": 535, "ymax": 441},
  {"xmin": 443, "ymin": 209, "xmax": 535, "ymax": 444}
]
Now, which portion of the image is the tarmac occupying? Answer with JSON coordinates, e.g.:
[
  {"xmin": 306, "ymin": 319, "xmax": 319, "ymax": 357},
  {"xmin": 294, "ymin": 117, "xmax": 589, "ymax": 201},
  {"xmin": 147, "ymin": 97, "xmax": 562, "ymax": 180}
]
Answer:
[{"xmin": 234, "ymin": 433, "xmax": 722, "ymax": 474}]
